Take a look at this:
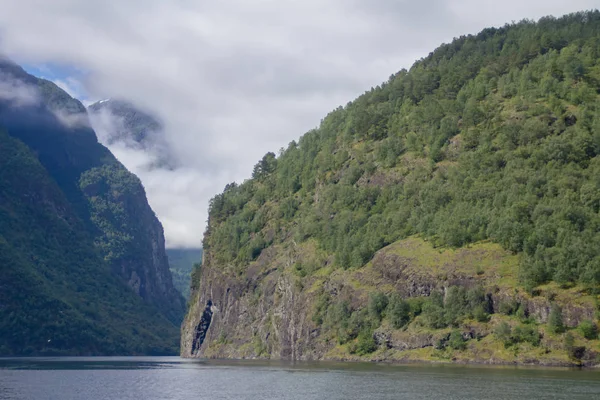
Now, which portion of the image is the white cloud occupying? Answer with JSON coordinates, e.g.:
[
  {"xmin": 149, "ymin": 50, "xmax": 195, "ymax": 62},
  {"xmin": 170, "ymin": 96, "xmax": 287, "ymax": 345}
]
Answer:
[
  {"xmin": 0, "ymin": 75, "xmax": 39, "ymax": 106},
  {"xmin": 0, "ymin": 0, "xmax": 596, "ymax": 247},
  {"xmin": 52, "ymin": 76, "xmax": 86, "ymax": 101}
]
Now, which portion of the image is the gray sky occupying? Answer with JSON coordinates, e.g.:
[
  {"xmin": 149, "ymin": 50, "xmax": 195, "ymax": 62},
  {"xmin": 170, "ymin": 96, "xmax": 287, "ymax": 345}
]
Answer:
[{"xmin": 0, "ymin": 0, "xmax": 596, "ymax": 248}]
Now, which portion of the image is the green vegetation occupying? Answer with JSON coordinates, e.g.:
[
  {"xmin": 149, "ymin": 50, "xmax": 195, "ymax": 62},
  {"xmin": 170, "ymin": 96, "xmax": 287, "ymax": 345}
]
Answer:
[
  {"xmin": 0, "ymin": 131, "xmax": 179, "ymax": 355},
  {"xmin": 579, "ymin": 320, "xmax": 599, "ymax": 340},
  {"xmin": 167, "ymin": 248, "xmax": 203, "ymax": 299},
  {"xmin": 0, "ymin": 59, "xmax": 182, "ymax": 355},
  {"xmin": 447, "ymin": 330, "xmax": 467, "ymax": 350},
  {"xmin": 205, "ymin": 11, "xmax": 600, "ymax": 290},
  {"xmin": 494, "ymin": 322, "xmax": 541, "ymax": 348},
  {"xmin": 188, "ymin": 11, "xmax": 600, "ymax": 365},
  {"xmin": 548, "ymin": 305, "xmax": 565, "ymax": 334},
  {"xmin": 388, "ymin": 295, "xmax": 411, "ymax": 329}
]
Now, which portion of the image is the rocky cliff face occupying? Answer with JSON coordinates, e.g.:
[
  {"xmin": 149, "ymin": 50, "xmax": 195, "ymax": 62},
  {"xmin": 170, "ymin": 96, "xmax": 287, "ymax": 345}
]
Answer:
[
  {"xmin": 79, "ymin": 164, "xmax": 185, "ymax": 322},
  {"xmin": 181, "ymin": 238, "xmax": 598, "ymax": 365}
]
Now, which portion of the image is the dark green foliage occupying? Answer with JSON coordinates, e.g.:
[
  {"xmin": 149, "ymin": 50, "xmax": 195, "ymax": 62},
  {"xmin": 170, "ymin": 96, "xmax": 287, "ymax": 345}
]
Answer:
[
  {"xmin": 473, "ymin": 306, "xmax": 490, "ymax": 323},
  {"xmin": 548, "ymin": 305, "xmax": 565, "ymax": 334},
  {"xmin": 498, "ymin": 298, "xmax": 520, "ymax": 316},
  {"xmin": 448, "ymin": 330, "xmax": 467, "ymax": 350},
  {"xmin": 512, "ymin": 325, "xmax": 541, "ymax": 346},
  {"xmin": 422, "ymin": 292, "xmax": 447, "ymax": 329},
  {"xmin": 578, "ymin": 320, "xmax": 599, "ymax": 340},
  {"xmin": 0, "ymin": 60, "xmax": 182, "ymax": 355},
  {"xmin": 0, "ymin": 131, "xmax": 179, "ymax": 355},
  {"xmin": 495, "ymin": 322, "xmax": 513, "ymax": 347},
  {"xmin": 565, "ymin": 332, "xmax": 575, "ymax": 356},
  {"xmin": 408, "ymin": 298, "xmax": 425, "ymax": 316},
  {"xmin": 354, "ymin": 330, "xmax": 378, "ymax": 355},
  {"xmin": 348, "ymin": 308, "xmax": 377, "ymax": 341},
  {"xmin": 252, "ymin": 152, "xmax": 278, "ymax": 179},
  {"xmin": 368, "ymin": 292, "xmax": 389, "ymax": 321},
  {"xmin": 495, "ymin": 323, "xmax": 540, "ymax": 348},
  {"xmin": 515, "ymin": 305, "xmax": 530, "ymax": 323},
  {"xmin": 79, "ymin": 165, "xmax": 144, "ymax": 263},
  {"xmin": 312, "ymin": 291, "xmax": 331, "ymax": 327},
  {"xmin": 445, "ymin": 286, "xmax": 469, "ymax": 326},
  {"xmin": 420, "ymin": 286, "xmax": 490, "ymax": 329},
  {"xmin": 202, "ymin": 11, "xmax": 600, "ymax": 294},
  {"xmin": 388, "ymin": 294, "xmax": 411, "ymax": 329},
  {"xmin": 190, "ymin": 262, "xmax": 203, "ymax": 294},
  {"xmin": 330, "ymin": 304, "xmax": 377, "ymax": 346}
]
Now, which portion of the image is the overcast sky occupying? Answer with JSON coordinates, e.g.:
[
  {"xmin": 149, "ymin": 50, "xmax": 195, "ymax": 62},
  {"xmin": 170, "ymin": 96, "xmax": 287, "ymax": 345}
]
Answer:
[{"xmin": 0, "ymin": 0, "xmax": 596, "ymax": 248}]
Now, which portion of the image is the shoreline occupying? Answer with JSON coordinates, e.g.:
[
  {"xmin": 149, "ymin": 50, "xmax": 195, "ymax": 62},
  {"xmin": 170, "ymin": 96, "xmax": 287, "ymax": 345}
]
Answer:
[{"xmin": 183, "ymin": 354, "xmax": 600, "ymax": 370}]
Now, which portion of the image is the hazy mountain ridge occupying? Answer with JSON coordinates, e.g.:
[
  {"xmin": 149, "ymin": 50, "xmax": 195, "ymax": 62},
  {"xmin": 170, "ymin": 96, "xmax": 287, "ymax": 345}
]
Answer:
[
  {"xmin": 88, "ymin": 99, "xmax": 177, "ymax": 170},
  {"xmin": 167, "ymin": 248, "xmax": 203, "ymax": 299}
]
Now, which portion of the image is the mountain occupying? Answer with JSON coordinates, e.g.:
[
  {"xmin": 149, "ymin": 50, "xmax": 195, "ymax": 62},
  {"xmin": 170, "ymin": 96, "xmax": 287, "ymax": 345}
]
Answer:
[
  {"xmin": 89, "ymin": 99, "xmax": 202, "ymax": 299},
  {"xmin": 0, "ymin": 58, "xmax": 184, "ymax": 355},
  {"xmin": 88, "ymin": 99, "xmax": 176, "ymax": 170},
  {"xmin": 167, "ymin": 248, "xmax": 203, "ymax": 299},
  {"xmin": 182, "ymin": 11, "xmax": 600, "ymax": 366}
]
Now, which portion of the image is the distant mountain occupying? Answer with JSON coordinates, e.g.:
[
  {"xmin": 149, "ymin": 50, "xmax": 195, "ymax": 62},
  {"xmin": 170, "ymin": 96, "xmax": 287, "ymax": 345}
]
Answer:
[
  {"xmin": 167, "ymin": 248, "xmax": 203, "ymax": 299},
  {"xmin": 0, "ymin": 58, "xmax": 184, "ymax": 355},
  {"xmin": 88, "ymin": 99, "xmax": 177, "ymax": 170}
]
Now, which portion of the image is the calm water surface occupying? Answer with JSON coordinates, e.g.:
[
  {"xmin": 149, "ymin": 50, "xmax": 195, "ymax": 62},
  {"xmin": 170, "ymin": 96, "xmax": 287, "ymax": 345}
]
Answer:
[{"xmin": 0, "ymin": 357, "xmax": 599, "ymax": 399}]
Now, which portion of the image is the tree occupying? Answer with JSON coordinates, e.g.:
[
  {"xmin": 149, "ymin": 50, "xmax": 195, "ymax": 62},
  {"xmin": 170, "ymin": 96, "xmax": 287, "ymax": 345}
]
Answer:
[
  {"xmin": 495, "ymin": 322, "xmax": 512, "ymax": 347},
  {"xmin": 368, "ymin": 292, "xmax": 389, "ymax": 322},
  {"xmin": 252, "ymin": 152, "xmax": 277, "ymax": 179},
  {"xmin": 578, "ymin": 320, "xmax": 598, "ymax": 340},
  {"xmin": 388, "ymin": 295, "xmax": 411, "ymax": 329},
  {"xmin": 548, "ymin": 305, "xmax": 564, "ymax": 334},
  {"xmin": 355, "ymin": 330, "xmax": 378, "ymax": 355},
  {"xmin": 448, "ymin": 330, "xmax": 467, "ymax": 350}
]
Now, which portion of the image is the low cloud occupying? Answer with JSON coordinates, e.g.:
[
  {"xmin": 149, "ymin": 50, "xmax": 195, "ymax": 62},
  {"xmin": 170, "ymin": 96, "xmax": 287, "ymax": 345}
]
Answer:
[
  {"xmin": 52, "ymin": 77, "xmax": 88, "ymax": 104},
  {"xmin": 88, "ymin": 106, "xmax": 172, "ymax": 168},
  {"xmin": 103, "ymin": 141, "xmax": 213, "ymax": 248},
  {"xmin": 51, "ymin": 109, "xmax": 91, "ymax": 129},
  {"xmin": 0, "ymin": 0, "xmax": 596, "ymax": 247},
  {"xmin": 0, "ymin": 75, "xmax": 39, "ymax": 106}
]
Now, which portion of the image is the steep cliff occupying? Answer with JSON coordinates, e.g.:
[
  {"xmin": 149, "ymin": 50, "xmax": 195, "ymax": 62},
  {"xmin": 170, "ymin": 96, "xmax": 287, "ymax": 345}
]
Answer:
[
  {"xmin": 0, "ymin": 58, "xmax": 183, "ymax": 354},
  {"xmin": 79, "ymin": 164, "xmax": 185, "ymax": 323},
  {"xmin": 183, "ymin": 12, "xmax": 600, "ymax": 366}
]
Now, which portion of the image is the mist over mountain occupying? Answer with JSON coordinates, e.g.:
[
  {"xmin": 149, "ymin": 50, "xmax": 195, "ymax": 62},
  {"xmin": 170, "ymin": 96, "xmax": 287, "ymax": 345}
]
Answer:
[
  {"xmin": 88, "ymin": 98, "xmax": 177, "ymax": 170},
  {"xmin": 0, "ymin": 58, "xmax": 184, "ymax": 355}
]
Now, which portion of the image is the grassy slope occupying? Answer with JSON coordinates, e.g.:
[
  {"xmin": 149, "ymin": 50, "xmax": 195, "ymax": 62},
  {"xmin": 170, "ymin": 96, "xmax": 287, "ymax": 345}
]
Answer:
[{"xmin": 320, "ymin": 236, "xmax": 600, "ymax": 365}]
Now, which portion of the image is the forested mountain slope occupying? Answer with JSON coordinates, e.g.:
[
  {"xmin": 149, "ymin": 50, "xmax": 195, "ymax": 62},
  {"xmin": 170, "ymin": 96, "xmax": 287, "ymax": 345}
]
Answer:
[
  {"xmin": 183, "ymin": 11, "xmax": 600, "ymax": 366},
  {"xmin": 0, "ymin": 58, "xmax": 183, "ymax": 355}
]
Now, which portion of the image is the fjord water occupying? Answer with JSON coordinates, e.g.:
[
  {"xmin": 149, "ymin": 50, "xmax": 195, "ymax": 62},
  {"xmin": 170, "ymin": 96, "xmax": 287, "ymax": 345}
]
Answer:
[{"xmin": 0, "ymin": 357, "xmax": 599, "ymax": 400}]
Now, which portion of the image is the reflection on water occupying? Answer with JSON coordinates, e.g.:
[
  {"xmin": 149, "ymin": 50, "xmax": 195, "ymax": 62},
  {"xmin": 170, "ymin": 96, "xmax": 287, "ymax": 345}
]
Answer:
[{"xmin": 0, "ymin": 357, "xmax": 599, "ymax": 400}]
